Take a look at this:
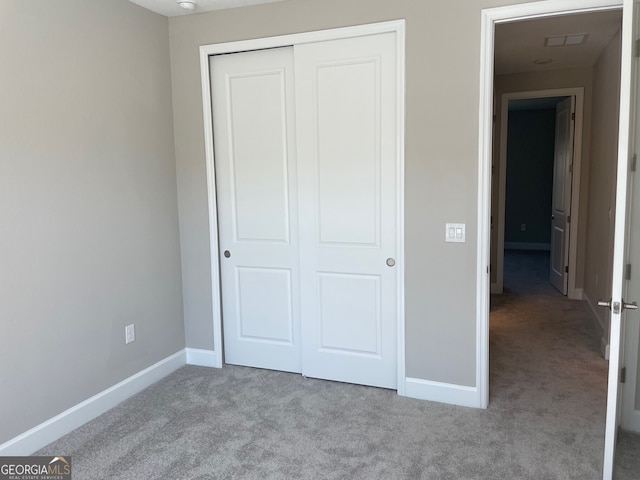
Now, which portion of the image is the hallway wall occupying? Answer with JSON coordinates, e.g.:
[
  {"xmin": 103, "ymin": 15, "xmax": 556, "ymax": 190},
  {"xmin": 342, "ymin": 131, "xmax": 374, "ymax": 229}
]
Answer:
[{"xmin": 583, "ymin": 28, "xmax": 623, "ymax": 346}]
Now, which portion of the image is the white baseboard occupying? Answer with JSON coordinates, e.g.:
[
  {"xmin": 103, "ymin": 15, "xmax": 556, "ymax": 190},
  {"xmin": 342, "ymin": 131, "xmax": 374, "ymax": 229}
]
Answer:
[
  {"xmin": 583, "ymin": 292, "xmax": 608, "ymax": 359},
  {"xmin": 405, "ymin": 377, "xmax": 479, "ymax": 408},
  {"xmin": 601, "ymin": 337, "xmax": 610, "ymax": 360},
  {"xmin": 504, "ymin": 242, "xmax": 550, "ymax": 251},
  {"xmin": 186, "ymin": 348, "xmax": 221, "ymax": 368},
  {"xmin": 0, "ymin": 349, "xmax": 187, "ymax": 456},
  {"xmin": 568, "ymin": 287, "xmax": 583, "ymax": 301}
]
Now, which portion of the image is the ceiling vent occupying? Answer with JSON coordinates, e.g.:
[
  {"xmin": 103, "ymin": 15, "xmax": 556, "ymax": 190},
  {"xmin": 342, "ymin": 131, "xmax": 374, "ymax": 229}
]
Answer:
[{"xmin": 544, "ymin": 34, "xmax": 588, "ymax": 47}]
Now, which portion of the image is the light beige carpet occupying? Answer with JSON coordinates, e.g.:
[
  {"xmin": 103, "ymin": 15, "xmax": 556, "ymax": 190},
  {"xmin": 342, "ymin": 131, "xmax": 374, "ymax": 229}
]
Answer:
[{"xmin": 36, "ymin": 251, "xmax": 617, "ymax": 479}]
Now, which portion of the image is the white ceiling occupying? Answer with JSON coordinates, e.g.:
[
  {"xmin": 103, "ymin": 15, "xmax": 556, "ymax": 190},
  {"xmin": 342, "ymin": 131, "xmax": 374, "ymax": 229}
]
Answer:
[
  {"xmin": 128, "ymin": 0, "xmax": 286, "ymax": 17},
  {"xmin": 495, "ymin": 10, "xmax": 622, "ymax": 75}
]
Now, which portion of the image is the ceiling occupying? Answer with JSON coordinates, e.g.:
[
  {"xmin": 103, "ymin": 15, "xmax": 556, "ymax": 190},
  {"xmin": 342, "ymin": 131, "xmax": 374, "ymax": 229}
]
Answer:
[
  {"xmin": 128, "ymin": 0, "xmax": 285, "ymax": 17},
  {"xmin": 495, "ymin": 9, "xmax": 622, "ymax": 75}
]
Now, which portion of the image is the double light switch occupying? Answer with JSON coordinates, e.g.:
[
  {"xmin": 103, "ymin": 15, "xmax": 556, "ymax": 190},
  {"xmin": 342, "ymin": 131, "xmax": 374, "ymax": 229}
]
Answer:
[{"xmin": 445, "ymin": 223, "xmax": 465, "ymax": 243}]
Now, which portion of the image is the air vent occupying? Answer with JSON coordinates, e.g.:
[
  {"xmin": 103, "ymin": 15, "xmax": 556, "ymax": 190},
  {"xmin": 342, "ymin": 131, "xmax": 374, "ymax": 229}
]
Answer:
[{"xmin": 544, "ymin": 34, "xmax": 588, "ymax": 47}]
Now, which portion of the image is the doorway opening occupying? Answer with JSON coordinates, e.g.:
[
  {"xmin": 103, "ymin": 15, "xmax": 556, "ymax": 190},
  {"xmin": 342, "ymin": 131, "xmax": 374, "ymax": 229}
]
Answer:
[
  {"xmin": 486, "ymin": 6, "xmax": 623, "ymax": 477},
  {"xmin": 478, "ymin": 1, "xmax": 624, "ymax": 411},
  {"xmin": 494, "ymin": 91, "xmax": 584, "ymax": 299}
]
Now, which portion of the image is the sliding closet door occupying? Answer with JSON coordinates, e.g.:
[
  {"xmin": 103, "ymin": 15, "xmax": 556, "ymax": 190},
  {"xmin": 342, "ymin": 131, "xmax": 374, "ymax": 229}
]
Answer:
[
  {"xmin": 210, "ymin": 47, "xmax": 302, "ymax": 373},
  {"xmin": 295, "ymin": 33, "xmax": 399, "ymax": 389}
]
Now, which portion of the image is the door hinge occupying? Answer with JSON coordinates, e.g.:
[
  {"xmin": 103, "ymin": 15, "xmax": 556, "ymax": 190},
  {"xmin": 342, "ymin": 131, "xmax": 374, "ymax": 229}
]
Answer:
[
  {"xmin": 565, "ymin": 265, "xmax": 569, "ymax": 273},
  {"xmin": 493, "ymin": 114, "xmax": 497, "ymax": 123},
  {"xmin": 632, "ymin": 154, "xmax": 637, "ymax": 172},
  {"xmin": 636, "ymin": 39, "xmax": 640, "ymax": 58},
  {"xmin": 626, "ymin": 263, "xmax": 632, "ymax": 280},
  {"xmin": 621, "ymin": 366, "xmax": 627, "ymax": 383},
  {"xmin": 571, "ymin": 112, "xmax": 575, "ymax": 121},
  {"xmin": 567, "ymin": 215, "xmax": 571, "ymax": 224},
  {"xmin": 569, "ymin": 163, "xmax": 573, "ymax": 174}
]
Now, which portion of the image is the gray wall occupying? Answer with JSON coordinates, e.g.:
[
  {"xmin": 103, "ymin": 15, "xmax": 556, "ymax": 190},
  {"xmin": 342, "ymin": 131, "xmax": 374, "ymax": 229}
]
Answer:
[
  {"xmin": 0, "ymin": 1, "xmax": 185, "ymax": 444},
  {"xmin": 504, "ymin": 109, "xmax": 556, "ymax": 246},
  {"xmin": 168, "ymin": 0, "xmax": 543, "ymax": 386},
  {"xmin": 583, "ymin": 29, "xmax": 623, "ymax": 342}
]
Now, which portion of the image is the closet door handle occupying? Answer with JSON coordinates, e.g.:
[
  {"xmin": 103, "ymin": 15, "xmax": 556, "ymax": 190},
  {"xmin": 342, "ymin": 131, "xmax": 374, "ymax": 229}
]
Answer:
[{"xmin": 223, "ymin": 250, "xmax": 231, "ymax": 258}]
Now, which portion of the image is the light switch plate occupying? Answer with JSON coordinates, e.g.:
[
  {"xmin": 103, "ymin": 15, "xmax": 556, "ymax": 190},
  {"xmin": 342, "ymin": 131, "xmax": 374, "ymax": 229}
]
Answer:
[{"xmin": 445, "ymin": 223, "xmax": 466, "ymax": 243}]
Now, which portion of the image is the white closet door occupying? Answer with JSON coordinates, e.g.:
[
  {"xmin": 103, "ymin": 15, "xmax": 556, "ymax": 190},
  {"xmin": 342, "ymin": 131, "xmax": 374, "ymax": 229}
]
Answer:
[
  {"xmin": 295, "ymin": 33, "xmax": 399, "ymax": 389},
  {"xmin": 210, "ymin": 47, "xmax": 301, "ymax": 373}
]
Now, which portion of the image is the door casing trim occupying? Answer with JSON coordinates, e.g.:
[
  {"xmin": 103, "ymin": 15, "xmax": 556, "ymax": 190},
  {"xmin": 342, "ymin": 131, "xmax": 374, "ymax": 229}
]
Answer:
[
  {"xmin": 493, "ymin": 88, "xmax": 585, "ymax": 300},
  {"xmin": 199, "ymin": 20, "xmax": 407, "ymax": 395},
  {"xmin": 478, "ymin": 0, "xmax": 623, "ymax": 411}
]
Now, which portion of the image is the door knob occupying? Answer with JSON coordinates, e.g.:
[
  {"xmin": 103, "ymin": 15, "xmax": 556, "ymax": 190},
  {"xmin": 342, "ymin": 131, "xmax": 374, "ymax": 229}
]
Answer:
[
  {"xmin": 386, "ymin": 258, "xmax": 396, "ymax": 267},
  {"xmin": 597, "ymin": 299, "xmax": 638, "ymax": 314},
  {"xmin": 223, "ymin": 250, "xmax": 231, "ymax": 258}
]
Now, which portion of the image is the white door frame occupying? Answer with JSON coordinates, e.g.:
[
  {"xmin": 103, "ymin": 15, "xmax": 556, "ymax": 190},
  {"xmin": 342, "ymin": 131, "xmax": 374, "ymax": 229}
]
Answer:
[
  {"xmin": 493, "ymin": 88, "xmax": 585, "ymax": 300},
  {"xmin": 478, "ymin": 0, "xmax": 623, "ymax": 410},
  {"xmin": 199, "ymin": 20, "xmax": 407, "ymax": 395}
]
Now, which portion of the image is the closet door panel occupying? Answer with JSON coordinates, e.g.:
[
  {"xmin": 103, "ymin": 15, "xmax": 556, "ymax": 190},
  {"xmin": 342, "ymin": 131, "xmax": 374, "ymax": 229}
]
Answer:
[
  {"xmin": 295, "ymin": 33, "xmax": 399, "ymax": 389},
  {"xmin": 210, "ymin": 47, "xmax": 301, "ymax": 373}
]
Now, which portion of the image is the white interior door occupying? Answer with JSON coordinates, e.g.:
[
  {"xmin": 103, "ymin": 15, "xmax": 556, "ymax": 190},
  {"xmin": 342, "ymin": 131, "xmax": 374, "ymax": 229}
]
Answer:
[
  {"xmin": 621, "ymin": 165, "xmax": 640, "ymax": 433},
  {"xmin": 210, "ymin": 47, "xmax": 302, "ymax": 373},
  {"xmin": 294, "ymin": 33, "xmax": 399, "ymax": 389},
  {"xmin": 621, "ymin": 0, "xmax": 640, "ymax": 437},
  {"xmin": 603, "ymin": 0, "xmax": 639, "ymax": 477},
  {"xmin": 550, "ymin": 96, "xmax": 575, "ymax": 295}
]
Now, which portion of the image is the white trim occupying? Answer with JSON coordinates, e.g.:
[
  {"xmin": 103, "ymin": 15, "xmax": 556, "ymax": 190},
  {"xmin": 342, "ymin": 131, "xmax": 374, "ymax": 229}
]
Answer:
[
  {"xmin": 405, "ymin": 378, "xmax": 478, "ymax": 408},
  {"xmin": 584, "ymin": 291, "xmax": 608, "ymax": 337},
  {"xmin": 584, "ymin": 291, "xmax": 609, "ymax": 358},
  {"xmin": 478, "ymin": 0, "xmax": 623, "ymax": 416},
  {"xmin": 199, "ymin": 20, "xmax": 405, "ymax": 56},
  {"xmin": 602, "ymin": 337, "xmax": 611, "ymax": 361},
  {"xmin": 395, "ymin": 22, "xmax": 407, "ymax": 397},
  {"xmin": 504, "ymin": 242, "xmax": 551, "ymax": 251},
  {"xmin": 0, "ymin": 350, "xmax": 186, "ymax": 456},
  {"xmin": 186, "ymin": 348, "xmax": 221, "ymax": 368},
  {"xmin": 495, "ymin": 88, "xmax": 585, "ymax": 299},
  {"xmin": 200, "ymin": 46, "xmax": 224, "ymax": 371},
  {"xmin": 476, "ymin": 5, "xmax": 495, "ymax": 410},
  {"xmin": 199, "ymin": 20, "xmax": 406, "ymax": 396}
]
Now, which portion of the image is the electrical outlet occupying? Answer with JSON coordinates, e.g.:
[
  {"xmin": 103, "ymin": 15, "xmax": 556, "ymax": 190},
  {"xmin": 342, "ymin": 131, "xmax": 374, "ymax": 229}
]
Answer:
[{"xmin": 125, "ymin": 324, "xmax": 135, "ymax": 344}]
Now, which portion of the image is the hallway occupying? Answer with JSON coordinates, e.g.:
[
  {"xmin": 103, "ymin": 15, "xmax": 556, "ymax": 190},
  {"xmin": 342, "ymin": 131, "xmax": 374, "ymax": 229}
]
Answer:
[{"xmin": 490, "ymin": 250, "xmax": 608, "ymax": 471}]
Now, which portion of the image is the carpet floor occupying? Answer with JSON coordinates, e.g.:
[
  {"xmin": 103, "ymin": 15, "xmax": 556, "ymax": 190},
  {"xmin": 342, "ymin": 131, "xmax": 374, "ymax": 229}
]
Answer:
[{"xmin": 36, "ymin": 251, "xmax": 634, "ymax": 479}]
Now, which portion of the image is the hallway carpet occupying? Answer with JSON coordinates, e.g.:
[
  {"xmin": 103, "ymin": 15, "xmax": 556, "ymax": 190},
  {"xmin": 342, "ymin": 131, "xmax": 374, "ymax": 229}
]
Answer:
[{"xmin": 36, "ymin": 251, "xmax": 613, "ymax": 479}]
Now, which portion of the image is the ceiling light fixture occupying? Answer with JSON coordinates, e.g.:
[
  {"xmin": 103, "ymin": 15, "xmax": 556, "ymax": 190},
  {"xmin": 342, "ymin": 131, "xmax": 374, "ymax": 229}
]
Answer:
[{"xmin": 178, "ymin": 1, "xmax": 196, "ymax": 10}]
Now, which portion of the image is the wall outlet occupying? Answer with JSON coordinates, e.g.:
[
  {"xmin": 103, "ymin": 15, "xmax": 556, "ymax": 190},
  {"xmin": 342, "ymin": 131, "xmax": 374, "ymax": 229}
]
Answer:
[
  {"xmin": 125, "ymin": 324, "xmax": 135, "ymax": 344},
  {"xmin": 520, "ymin": 223, "xmax": 526, "ymax": 231}
]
